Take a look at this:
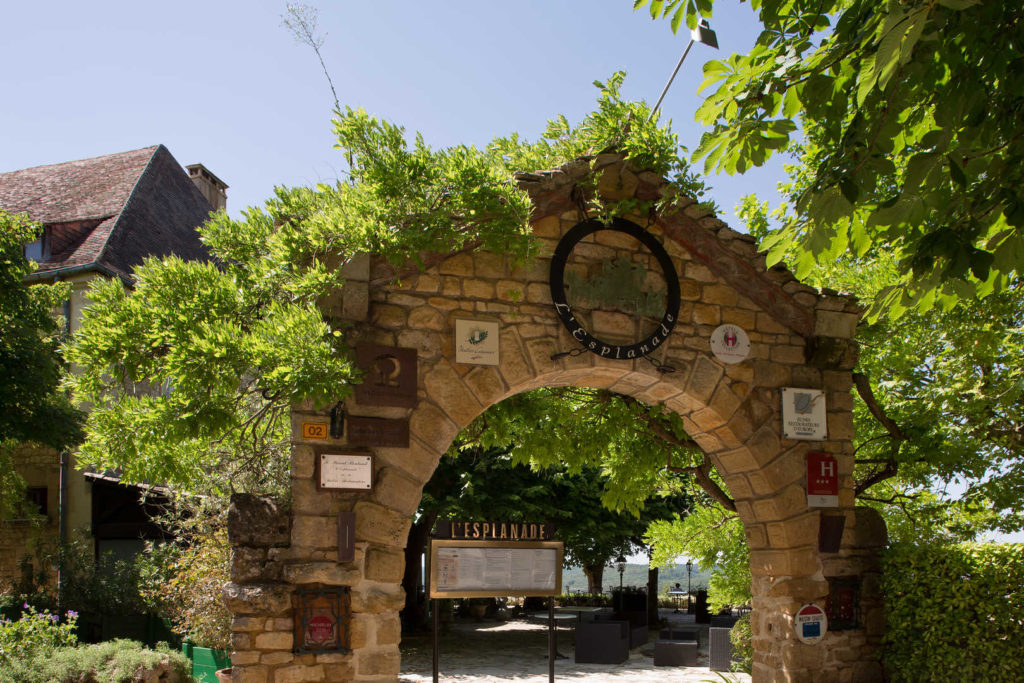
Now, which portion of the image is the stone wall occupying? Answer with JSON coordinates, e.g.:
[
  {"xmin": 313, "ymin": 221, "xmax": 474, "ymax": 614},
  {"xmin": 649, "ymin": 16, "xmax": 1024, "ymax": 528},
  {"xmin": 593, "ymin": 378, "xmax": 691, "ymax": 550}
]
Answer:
[
  {"xmin": 224, "ymin": 155, "xmax": 884, "ymax": 683},
  {"xmin": 0, "ymin": 443, "xmax": 59, "ymax": 587}
]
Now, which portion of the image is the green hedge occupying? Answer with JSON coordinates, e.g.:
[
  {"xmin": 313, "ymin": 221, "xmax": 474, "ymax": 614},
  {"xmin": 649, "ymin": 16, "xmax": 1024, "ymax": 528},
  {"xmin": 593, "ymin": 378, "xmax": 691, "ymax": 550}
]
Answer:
[{"xmin": 882, "ymin": 542, "xmax": 1023, "ymax": 682}]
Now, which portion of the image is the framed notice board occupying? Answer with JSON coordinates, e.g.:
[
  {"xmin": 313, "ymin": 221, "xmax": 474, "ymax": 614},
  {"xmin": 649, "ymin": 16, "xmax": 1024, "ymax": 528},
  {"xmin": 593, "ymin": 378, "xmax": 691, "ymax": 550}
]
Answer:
[{"xmin": 428, "ymin": 539, "xmax": 563, "ymax": 599}]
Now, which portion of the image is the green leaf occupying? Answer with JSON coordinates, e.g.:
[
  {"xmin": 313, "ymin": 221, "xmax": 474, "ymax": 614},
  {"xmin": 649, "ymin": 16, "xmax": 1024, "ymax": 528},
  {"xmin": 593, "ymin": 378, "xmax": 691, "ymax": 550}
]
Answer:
[
  {"xmin": 947, "ymin": 155, "xmax": 967, "ymax": 188},
  {"xmin": 685, "ymin": 0, "xmax": 699, "ymax": 30},
  {"xmin": 840, "ymin": 177, "xmax": 860, "ymax": 204}
]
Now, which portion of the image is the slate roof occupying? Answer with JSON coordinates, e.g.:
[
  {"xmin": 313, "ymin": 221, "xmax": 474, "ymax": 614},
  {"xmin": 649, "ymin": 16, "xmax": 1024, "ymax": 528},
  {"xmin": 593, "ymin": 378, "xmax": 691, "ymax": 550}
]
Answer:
[{"xmin": 0, "ymin": 145, "xmax": 213, "ymax": 280}]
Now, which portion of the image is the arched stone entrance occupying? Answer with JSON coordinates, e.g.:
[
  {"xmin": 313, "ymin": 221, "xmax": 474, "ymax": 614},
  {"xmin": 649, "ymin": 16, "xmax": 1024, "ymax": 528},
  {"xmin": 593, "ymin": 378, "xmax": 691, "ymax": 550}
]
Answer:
[{"xmin": 224, "ymin": 155, "xmax": 885, "ymax": 682}]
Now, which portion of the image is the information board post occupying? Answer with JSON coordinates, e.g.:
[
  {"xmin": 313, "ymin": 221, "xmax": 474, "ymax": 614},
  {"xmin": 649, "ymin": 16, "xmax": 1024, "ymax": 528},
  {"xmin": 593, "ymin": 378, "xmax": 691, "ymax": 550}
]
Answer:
[
  {"xmin": 432, "ymin": 598, "xmax": 439, "ymax": 683},
  {"xmin": 548, "ymin": 598, "xmax": 555, "ymax": 682},
  {"xmin": 428, "ymin": 539, "xmax": 563, "ymax": 683}
]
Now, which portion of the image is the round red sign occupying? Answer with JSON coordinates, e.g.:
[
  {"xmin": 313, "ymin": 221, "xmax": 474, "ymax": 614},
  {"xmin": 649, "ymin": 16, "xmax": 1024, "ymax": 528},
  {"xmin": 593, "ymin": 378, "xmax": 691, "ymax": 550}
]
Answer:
[
  {"xmin": 307, "ymin": 614, "xmax": 335, "ymax": 644},
  {"xmin": 794, "ymin": 603, "xmax": 828, "ymax": 644}
]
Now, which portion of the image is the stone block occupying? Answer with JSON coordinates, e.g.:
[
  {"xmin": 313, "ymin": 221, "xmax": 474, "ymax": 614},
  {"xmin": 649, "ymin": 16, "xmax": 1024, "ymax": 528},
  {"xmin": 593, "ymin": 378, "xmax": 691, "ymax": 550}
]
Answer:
[
  {"xmin": 290, "ymin": 445, "xmax": 316, "ymax": 480},
  {"xmin": 408, "ymin": 306, "xmax": 446, "ymax": 331},
  {"xmin": 231, "ymin": 631, "xmax": 251, "ymax": 651},
  {"xmin": 409, "ymin": 403, "xmax": 459, "ymax": 454},
  {"xmin": 365, "ymin": 546, "xmax": 405, "ymax": 583},
  {"xmin": 229, "ymin": 651, "xmax": 260, "ymax": 666},
  {"xmin": 424, "ymin": 362, "xmax": 484, "ymax": 426},
  {"xmin": 525, "ymin": 337, "xmax": 562, "ymax": 379},
  {"xmin": 253, "ymin": 630, "xmax": 292, "ymax": 651},
  {"xmin": 290, "ymin": 478, "xmax": 334, "ymax": 517},
  {"xmin": 498, "ymin": 329, "xmax": 535, "ymax": 391},
  {"xmin": 379, "ymin": 439, "xmax": 441, "ymax": 485},
  {"xmin": 374, "ymin": 468, "xmax": 423, "ymax": 516},
  {"xmin": 716, "ymin": 448, "xmax": 760, "ymax": 474},
  {"xmin": 756, "ymin": 312, "xmax": 790, "ymax": 335},
  {"xmin": 771, "ymin": 344, "xmax": 806, "ymax": 365},
  {"xmin": 232, "ymin": 616, "xmax": 266, "ymax": 632},
  {"xmin": 747, "ymin": 423, "xmax": 784, "ymax": 463},
  {"xmin": 274, "ymin": 664, "xmax": 325, "ymax": 683},
  {"xmin": 827, "ymin": 412, "xmax": 855, "ymax": 440},
  {"xmin": 291, "ymin": 515, "xmax": 336, "ymax": 551},
  {"xmin": 685, "ymin": 356, "xmax": 724, "ymax": 403},
  {"xmin": 745, "ymin": 523, "xmax": 769, "ymax": 549},
  {"xmin": 532, "ymin": 215, "xmax": 560, "ymax": 238},
  {"xmin": 351, "ymin": 588, "xmax": 405, "ymax": 614},
  {"xmin": 768, "ymin": 577, "xmax": 828, "ymax": 601},
  {"xmin": 355, "ymin": 646, "xmax": 401, "ymax": 676},
  {"xmin": 438, "ymin": 253, "xmax": 474, "ymax": 276},
  {"xmin": 753, "ymin": 360, "xmax": 791, "ymax": 388},
  {"xmin": 354, "ymin": 501, "xmax": 411, "ymax": 548},
  {"xmin": 228, "ymin": 494, "xmax": 290, "ymax": 548},
  {"xmin": 369, "ymin": 303, "xmax": 407, "ymax": 330},
  {"xmin": 414, "ymin": 274, "xmax": 440, "ymax": 293},
  {"xmin": 231, "ymin": 547, "xmax": 276, "ymax": 584},
  {"xmin": 708, "ymin": 383, "xmax": 742, "ymax": 422},
  {"xmin": 752, "ymin": 483, "xmax": 807, "ymax": 522},
  {"xmin": 232, "ymin": 665, "xmax": 268, "ymax": 683},
  {"xmin": 377, "ymin": 613, "xmax": 401, "ymax": 646},
  {"xmin": 814, "ymin": 310, "xmax": 859, "ymax": 338},
  {"xmin": 463, "ymin": 279, "xmax": 495, "ymax": 299},
  {"xmin": 282, "ymin": 562, "xmax": 362, "ymax": 585},
  {"xmin": 692, "ymin": 303, "xmax": 721, "ymax": 325}
]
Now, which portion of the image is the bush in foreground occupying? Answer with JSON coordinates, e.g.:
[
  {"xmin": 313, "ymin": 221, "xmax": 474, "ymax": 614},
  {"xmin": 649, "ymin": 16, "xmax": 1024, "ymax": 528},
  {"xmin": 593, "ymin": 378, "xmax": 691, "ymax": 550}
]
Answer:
[{"xmin": 0, "ymin": 639, "xmax": 193, "ymax": 683}]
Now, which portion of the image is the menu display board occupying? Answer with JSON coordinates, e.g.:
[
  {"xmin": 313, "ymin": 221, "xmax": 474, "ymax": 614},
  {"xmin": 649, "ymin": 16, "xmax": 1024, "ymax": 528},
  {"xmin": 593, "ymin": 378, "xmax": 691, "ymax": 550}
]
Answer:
[{"xmin": 428, "ymin": 540, "xmax": 563, "ymax": 599}]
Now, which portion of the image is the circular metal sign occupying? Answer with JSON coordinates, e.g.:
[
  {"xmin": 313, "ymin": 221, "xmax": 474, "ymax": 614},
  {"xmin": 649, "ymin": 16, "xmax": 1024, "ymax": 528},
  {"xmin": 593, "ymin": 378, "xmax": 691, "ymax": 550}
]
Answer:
[
  {"xmin": 549, "ymin": 218, "xmax": 680, "ymax": 360},
  {"xmin": 710, "ymin": 324, "xmax": 751, "ymax": 364},
  {"xmin": 794, "ymin": 603, "xmax": 828, "ymax": 645}
]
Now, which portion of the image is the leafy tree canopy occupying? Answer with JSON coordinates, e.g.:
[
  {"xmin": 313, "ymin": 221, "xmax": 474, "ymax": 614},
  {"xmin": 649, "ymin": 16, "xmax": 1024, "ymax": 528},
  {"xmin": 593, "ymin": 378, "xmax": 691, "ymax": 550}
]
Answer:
[
  {"xmin": 63, "ymin": 75, "xmax": 709, "ymax": 495},
  {"xmin": 0, "ymin": 211, "xmax": 83, "ymax": 451},
  {"xmin": 639, "ymin": 0, "xmax": 1024, "ymax": 318},
  {"xmin": 1, "ymin": 210, "xmax": 84, "ymax": 516}
]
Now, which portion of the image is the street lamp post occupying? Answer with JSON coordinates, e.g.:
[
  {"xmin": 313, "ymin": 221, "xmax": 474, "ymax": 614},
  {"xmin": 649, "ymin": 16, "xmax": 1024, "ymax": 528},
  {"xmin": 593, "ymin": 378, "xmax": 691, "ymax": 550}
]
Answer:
[
  {"xmin": 616, "ymin": 553, "xmax": 627, "ymax": 591},
  {"xmin": 686, "ymin": 560, "xmax": 693, "ymax": 613}
]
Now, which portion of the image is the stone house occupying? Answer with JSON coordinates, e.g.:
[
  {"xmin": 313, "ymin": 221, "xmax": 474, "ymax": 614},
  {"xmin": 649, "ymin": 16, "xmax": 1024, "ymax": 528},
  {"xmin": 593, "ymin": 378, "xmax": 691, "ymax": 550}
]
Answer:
[{"xmin": 0, "ymin": 145, "xmax": 226, "ymax": 581}]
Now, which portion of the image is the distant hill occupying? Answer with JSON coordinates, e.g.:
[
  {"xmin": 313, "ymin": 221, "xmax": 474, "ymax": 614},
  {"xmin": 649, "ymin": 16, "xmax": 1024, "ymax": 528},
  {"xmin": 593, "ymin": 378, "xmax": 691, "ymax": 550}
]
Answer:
[{"xmin": 560, "ymin": 563, "xmax": 710, "ymax": 594}]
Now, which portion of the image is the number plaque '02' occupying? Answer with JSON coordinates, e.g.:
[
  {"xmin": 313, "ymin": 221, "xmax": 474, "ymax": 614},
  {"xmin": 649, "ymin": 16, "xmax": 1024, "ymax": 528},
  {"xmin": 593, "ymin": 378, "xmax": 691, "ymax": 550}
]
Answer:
[{"xmin": 316, "ymin": 450, "xmax": 374, "ymax": 493}]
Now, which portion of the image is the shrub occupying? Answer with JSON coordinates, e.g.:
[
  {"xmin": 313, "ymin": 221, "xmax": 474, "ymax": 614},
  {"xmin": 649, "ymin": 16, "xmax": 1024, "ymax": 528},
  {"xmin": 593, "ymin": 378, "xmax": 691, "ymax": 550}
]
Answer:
[
  {"xmin": 0, "ymin": 638, "xmax": 193, "ymax": 683},
  {"xmin": 729, "ymin": 613, "xmax": 752, "ymax": 674},
  {"xmin": 882, "ymin": 542, "xmax": 1024, "ymax": 682},
  {"xmin": 0, "ymin": 604, "xmax": 78, "ymax": 664},
  {"xmin": 141, "ymin": 529, "xmax": 231, "ymax": 650}
]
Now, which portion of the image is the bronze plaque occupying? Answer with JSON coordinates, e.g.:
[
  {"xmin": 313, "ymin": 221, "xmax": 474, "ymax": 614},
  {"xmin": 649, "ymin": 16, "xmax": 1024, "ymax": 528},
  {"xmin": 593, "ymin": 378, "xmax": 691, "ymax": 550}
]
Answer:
[
  {"xmin": 353, "ymin": 344, "xmax": 418, "ymax": 408},
  {"xmin": 292, "ymin": 586, "xmax": 351, "ymax": 654},
  {"xmin": 347, "ymin": 416, "xmax": 409, "ymax": 448}
]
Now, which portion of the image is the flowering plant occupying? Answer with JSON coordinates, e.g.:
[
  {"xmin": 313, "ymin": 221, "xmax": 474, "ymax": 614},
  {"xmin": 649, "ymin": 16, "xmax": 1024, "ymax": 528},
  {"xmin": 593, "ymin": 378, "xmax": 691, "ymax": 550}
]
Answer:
[{"xmin": 0, "ymin": 604, "xmax": 78, "ymax": 663}]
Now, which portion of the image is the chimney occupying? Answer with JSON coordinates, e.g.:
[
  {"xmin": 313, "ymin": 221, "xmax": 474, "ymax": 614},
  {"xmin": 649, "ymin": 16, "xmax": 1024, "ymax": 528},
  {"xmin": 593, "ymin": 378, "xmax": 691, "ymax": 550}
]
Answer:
[{"xmin": 186, "ymin": 163, "xmax": 228, "ymax": 212}]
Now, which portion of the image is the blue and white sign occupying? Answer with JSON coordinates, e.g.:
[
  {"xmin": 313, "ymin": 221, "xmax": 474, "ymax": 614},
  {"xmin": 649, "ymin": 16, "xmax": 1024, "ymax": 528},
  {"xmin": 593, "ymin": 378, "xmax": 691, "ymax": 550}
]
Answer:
[{"xmin": 795, "ymin": 603, "xmax": 828, "ymax": 645}]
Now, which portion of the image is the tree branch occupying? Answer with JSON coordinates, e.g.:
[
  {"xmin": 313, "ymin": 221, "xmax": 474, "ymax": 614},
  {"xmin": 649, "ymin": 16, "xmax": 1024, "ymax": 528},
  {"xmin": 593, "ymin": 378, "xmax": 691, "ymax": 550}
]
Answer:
[{"xmin": 853, "ymin": 372, "xmax": 906, "ymax": 441}]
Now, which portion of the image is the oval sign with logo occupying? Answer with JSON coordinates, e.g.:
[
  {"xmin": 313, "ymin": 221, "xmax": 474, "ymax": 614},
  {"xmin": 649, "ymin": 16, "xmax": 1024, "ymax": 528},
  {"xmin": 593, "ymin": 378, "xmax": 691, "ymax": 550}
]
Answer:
[
  {"xmin": 710, "ymin": 324, "xmax": 750, "ymax": 364},
  {"xmin": 795, "ymin": 603, "xmax": 828, "ymax": 644},
  {"xmin": 549, "ymin": 218, "xmax": 680, "ymax": 361}
]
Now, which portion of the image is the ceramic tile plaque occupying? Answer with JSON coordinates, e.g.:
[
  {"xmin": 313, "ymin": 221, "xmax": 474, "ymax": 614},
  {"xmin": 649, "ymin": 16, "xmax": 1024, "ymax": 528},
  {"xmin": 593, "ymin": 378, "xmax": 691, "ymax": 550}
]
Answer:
[
  {"xmin": 781, "ymin": 388, "xmax": 827, "ymax": 440},
  {"xmin": 316, "ymin": 451, "xmax": 374, "ymax": 492},
  {"xmin": 454, "ymin": 319, "xmax": 499, "ymax": 365}
]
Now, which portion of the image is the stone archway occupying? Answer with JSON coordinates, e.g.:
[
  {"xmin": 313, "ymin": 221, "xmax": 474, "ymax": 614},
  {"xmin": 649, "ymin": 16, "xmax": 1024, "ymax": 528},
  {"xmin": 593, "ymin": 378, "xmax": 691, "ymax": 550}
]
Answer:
[{"xmin": 224, "ymin": 155, "xmax": 885, "ymax": 683}]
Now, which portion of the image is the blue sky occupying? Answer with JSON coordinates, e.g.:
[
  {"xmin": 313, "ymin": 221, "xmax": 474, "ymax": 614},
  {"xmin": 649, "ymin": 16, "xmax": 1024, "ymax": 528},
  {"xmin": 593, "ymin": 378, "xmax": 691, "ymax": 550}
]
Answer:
[{"xmin": 0, "ymin": 0, "xmax": 786, "ymax": 223}]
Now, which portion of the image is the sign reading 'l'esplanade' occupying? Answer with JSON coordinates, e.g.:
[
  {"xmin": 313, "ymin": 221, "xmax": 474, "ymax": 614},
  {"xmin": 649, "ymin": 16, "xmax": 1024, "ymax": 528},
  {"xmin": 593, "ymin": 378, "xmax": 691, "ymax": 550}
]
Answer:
[{"xmin": 549, "ymin": 218, "xmax": 680, "ymax": 360}]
